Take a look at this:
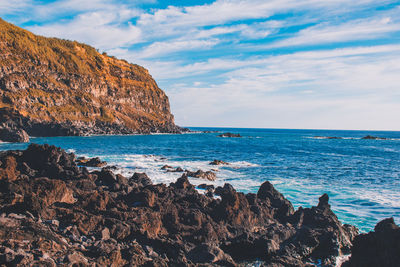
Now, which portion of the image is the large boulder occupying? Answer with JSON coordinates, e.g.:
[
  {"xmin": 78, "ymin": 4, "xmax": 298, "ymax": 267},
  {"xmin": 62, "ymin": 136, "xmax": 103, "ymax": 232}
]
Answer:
[
  {"xmin": 343, "ymin": 218, "xmax": 400, "ymax": 267},
  {"xmin": 218, "ymin": 132, "xmax": 241, "ymax": 138},
  {"xmin": 0, "ymin": 126, "xmax": 29, "ymax": 143},
  {"xmin": 257, "ymin": 181, "xmax": 294, "ymax": 219}
]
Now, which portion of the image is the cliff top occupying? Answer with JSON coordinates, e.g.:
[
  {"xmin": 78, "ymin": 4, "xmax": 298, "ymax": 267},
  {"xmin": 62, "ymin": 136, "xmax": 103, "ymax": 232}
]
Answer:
[{"xmin": 0, "ymin": 17, "xmax": 147, "ymax": 76}]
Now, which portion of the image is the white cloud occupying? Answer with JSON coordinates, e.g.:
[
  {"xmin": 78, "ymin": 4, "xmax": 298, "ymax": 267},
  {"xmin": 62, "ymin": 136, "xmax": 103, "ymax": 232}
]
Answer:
[
  {"xmin": 165, "ymin": 45, "xmax": 400, "ymax": 129},
  {"xmin": 28, "ymin": 11, "xmax": 141, "ymax": 50},
  {"xmin": 268, "ymin": 16, "xmax": 400, "ymax": 48},
  {"xmin": 0, "ymin": 0, "xmax": 31, "ymax": 13},
  {"xmin": 139, "ymin": 39, "xmax": 220, "ymax": 58},
  {"xmin": 137, "ymin": 0, "xmax": 384, "ymax": 29}
]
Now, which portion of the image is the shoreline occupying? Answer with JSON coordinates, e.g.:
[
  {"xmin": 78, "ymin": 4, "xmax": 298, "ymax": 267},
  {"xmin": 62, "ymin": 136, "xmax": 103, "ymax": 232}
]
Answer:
[{"xmin": 1, "ymin": 132, "xmax": 398, "ymax": 233}]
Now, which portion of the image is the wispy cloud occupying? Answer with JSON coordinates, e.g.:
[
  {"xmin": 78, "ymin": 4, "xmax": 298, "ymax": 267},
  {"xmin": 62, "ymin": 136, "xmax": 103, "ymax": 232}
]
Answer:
[
  {"xmin": 28, "ymin": 11, "xmax": 141, "ymax": 50},
  {"xmin": 166, "ymin": 45, "xmax": 400, "ymax": 129},
  {"xmin": 268, "ymin": 16, "xmax": 400, "ymax": 48},
  {"xmin": 139, "ymin": 39, "xmax": 220, "ymax": 58}
]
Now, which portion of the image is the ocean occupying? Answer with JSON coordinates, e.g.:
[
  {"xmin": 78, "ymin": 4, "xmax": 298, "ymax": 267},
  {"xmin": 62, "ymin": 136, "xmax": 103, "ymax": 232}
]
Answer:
[{"xmin": 1, "ymin": 127, "xmax": 399, "ymax": 232}]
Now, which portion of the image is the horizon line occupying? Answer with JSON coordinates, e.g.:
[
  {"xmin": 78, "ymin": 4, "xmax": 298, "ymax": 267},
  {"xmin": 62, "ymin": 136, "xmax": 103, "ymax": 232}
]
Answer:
[{"xmin": 183, "ymin": 126, "xmax": 400, "ymax": 132}]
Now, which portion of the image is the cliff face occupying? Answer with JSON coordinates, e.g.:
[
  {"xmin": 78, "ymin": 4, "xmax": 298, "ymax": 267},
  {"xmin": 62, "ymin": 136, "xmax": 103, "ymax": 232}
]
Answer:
[{"xmin": 0, "ymin": 18, "xmax": 181, "ymax": 140}]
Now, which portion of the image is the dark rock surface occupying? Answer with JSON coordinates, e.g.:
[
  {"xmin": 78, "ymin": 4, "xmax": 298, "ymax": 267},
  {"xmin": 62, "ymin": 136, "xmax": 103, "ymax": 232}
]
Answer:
[
  {"xmin": 76, "ymin": 156, "xmax": 107, "ymax": 167},
  {"xmin": 0, "ymin": 110, "xmax": 30, "ymax": 143},
  {"xmin": 0, "ymin": 144, "xmax": 361, "ymax": 266},
  {"xmin": 342, "ymin": 217, "xmax": 400, "ymax": 267},
  {"xmin": 209, "ymin": 160, "xmax": 229, "ymax": 165},
  {"xmin": 185, "ymin": 170, "xmax": 217, "ymax": 181},
  {"xmin": 160, "ymin": 165, "xmax": 184, "ymax": 172},
  {"xmin": 0, "ymin": 125, "xmax": 29, "ymax": 143},
  {"xmin": 314, "ymin": 136, "xmax": 343, "ymax": 139},
  {"xmin": 361, "ymin": 135, "xmax": 387, "ymax": 140},
  {"xmin": 218, "ymin": 133, "xmax": 242, "ymax": 138}
]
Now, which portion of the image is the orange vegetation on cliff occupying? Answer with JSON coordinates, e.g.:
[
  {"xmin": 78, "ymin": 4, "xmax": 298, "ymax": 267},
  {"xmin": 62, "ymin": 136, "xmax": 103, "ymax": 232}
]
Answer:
[{"xmin": 0, "ymin": 18, "xmax": 178, "ymax": 135}]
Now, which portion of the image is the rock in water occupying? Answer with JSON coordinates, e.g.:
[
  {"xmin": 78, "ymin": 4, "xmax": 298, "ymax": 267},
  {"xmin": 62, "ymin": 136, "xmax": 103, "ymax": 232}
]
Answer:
[
  {"xmin": 343, "ymin": 217, "xmax": 400, "ymax": 267},
  {"xmin": 209, "ymin": 159, "xmax": 229, "ymax": 165},
  {"xmin": 0, "ymin": 18, "xmax": 183, "ymax": 141},
  {"xmin": 186, "ymin": 170, "xmax": 217, "ymax": 181},
  {"xmin": 361, "ymin": 135, "xmax": 387, "ymax": 140},
  {"xmin": 76, "ymin": 157, "xmax": 107, "ymax": 167},
  {"xmin": 218, "ymin": 132, "xmax": 242, "ymax": 138}
]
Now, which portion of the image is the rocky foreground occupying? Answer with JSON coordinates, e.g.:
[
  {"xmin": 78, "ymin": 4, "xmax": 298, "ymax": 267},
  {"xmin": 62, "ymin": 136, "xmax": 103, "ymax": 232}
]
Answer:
[{"xmin": 0, "ymin": 144, "xmax": 397, "ymax": 266}]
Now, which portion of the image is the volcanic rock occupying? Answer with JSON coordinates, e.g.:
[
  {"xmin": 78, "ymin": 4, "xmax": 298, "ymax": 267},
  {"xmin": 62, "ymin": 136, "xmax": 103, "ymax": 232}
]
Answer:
[
  {"xmin": 0, "ymin": 18, "xmax": 183, "ymax": 143},
  {"xmin": 0, "ymin": 125, "xmax": 29, "ymax": 143},
  {"xmin": 314, "ymin": 136, "xmax": 343, "ymax": 139},
  {"xmin": 342, "ymin": 217, "xmax": 400, "ymax": 267},
  {"xmin": 186, "ymin": 170, "xmax": 217, "ymax": 181},
  {"xmin": 218, "ymin": 133, "xmax": 242, "ymax": 138},
  {"xmin": 0, "ymin": 143, "xmax": 363, "ymax": 266},
  {"xmin": 362, "ymin": 135, "xmax": 387, "ymax": 140},
  {"xmin": 209, "ymin": 159, "xmax": 229, "ymax": 165},
  {"xmin": 76, "ymin": 157, "xmax": 106, "ymax": 167}
]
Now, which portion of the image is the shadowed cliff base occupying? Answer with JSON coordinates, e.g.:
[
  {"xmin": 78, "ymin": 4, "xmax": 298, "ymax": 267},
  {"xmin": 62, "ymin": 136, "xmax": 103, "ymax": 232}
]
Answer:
[{"xmin": 0, "ymin": 18, "xmax": 185, "ymax": 142}]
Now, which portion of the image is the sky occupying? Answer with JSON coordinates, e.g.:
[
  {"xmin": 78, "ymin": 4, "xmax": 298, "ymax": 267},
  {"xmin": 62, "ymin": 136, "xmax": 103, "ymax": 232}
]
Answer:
[{"xmin": 1, "ymin": 0, "xmax": 400, "ymax": 130}]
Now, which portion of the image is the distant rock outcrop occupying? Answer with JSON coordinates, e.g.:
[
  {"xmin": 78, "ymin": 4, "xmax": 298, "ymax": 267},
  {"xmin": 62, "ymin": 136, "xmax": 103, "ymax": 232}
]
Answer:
[
  {"xmin": 209, "ymin": 159, "xmax": 229, "ymax": 165},
  {"xmin": 361, "ymin": 135, "xmax": 387, "ymax": 140},
  {"xmin": 218, "ymin": 133, "xmax": 242, "ymax": 138},
  {"xmin": 0, "ymin": 18, "xmax": 183, "ymax": 142}
]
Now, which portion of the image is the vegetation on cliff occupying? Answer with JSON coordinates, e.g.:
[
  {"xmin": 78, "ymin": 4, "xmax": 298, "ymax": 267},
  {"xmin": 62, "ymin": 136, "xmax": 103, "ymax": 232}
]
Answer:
[{"xmin": 0, "ymin": 18, "xmax": 180, "ymax": 139}]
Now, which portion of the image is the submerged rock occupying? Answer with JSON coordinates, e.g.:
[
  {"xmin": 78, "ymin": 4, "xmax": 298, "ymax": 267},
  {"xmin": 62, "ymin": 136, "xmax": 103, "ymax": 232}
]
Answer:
[
  {"xmin": 361, "ymin": 135, "xmax": 387, "ymax": 140},
  {"xmin": 209, "ymin": 159, "xmax": 229, "ymax": 165},
  {"xmin": 160, "ymin": 165, "xmax": 173, "ymax": 170},
  {"xmin": 314, "ymin": 136, "xmax": 343, "ymax": 139},
  {"xmin": 218, "ymin": 132, "xmax": 242, "ymax": 138},
  {"xmin": 161, "ymin": 165, "xmax": 184, "ymax": 172},
  {"xmin": 0, "ymin": 143, "xmax": 365, "ymax": 266}
]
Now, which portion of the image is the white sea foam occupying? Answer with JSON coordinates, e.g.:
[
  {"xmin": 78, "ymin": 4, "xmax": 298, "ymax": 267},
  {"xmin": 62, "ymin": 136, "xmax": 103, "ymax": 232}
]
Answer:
[
  {"xmin": 335, "ymin": 254, "xmax": 351, "ymax": 267},
  {"xmin": 90, "ymin": 153, "xmax": 264, "ymax": 193},
  {"xmin": 353, "ymin": 188, "xmax": 400, "ymax": 208},
  {"xmin": 229, "ymin": 161, "xmax": 260, "ymax": 168}
]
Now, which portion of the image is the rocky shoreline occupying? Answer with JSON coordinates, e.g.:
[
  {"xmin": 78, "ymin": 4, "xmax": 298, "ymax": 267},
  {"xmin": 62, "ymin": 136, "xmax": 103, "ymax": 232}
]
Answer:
[
  {"xmin": 0, "ymin": 107, "xmax": 187, "ymax": 143},
  {"xmin": 0, "ymin": 144, "xmax": 398, "ymax": 266}
]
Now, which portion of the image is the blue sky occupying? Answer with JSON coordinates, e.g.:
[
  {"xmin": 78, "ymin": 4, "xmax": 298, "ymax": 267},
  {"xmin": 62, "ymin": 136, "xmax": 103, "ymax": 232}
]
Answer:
[{"xmin": 1, "ymin": 0, "xmax": 400, "ymax": 130}]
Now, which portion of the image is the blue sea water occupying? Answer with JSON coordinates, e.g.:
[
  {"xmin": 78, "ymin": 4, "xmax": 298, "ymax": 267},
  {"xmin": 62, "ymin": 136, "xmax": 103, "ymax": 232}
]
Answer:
[{"xmin": 0, "ymin": 127, "xmax": 399, "ymax": 232}]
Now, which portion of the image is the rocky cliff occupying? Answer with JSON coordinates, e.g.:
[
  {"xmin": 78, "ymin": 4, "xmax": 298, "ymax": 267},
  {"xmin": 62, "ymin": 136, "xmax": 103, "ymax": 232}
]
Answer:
[{"xmin": 0, "ymin": 18, "xmax": 182, "ymax": 142}]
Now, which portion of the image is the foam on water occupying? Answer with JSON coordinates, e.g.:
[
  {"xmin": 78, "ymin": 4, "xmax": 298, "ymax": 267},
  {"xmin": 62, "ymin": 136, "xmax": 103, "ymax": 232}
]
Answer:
[{"xmin": 100, "ymin": 153, "xmax": 261, "ymax": 192}]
